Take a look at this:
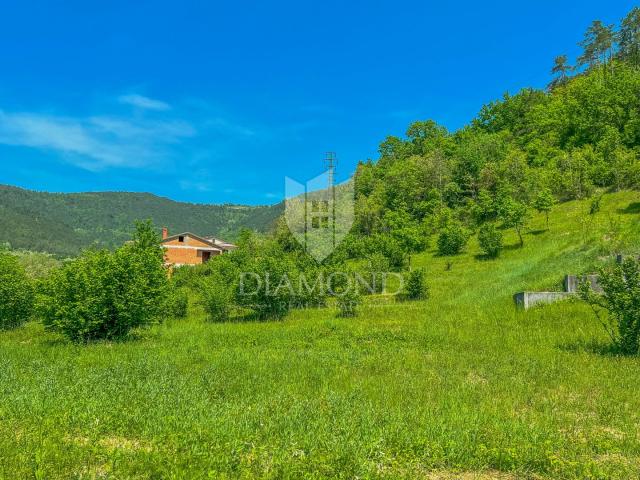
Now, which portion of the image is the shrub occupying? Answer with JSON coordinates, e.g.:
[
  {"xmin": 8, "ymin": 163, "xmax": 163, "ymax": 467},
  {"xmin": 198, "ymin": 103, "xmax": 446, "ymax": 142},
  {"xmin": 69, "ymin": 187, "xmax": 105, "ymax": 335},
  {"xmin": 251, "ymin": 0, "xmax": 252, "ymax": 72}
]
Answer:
[
  {"xmin": 359, "ymin": 234, "xmax": 407, "ymax": 269},
  {"xmin": 201, "ymin": 278, "xmax": 233, "ymax": 322},
  {"xmin": 291, "ymin": 265, "xmax": 328, "ymax": 308},
  {"xmin": 500, "ymin": 198, "xmax": 529, "ymax": 247},
  {"xmin": 165, "ymin": 285, "xmax": 189, "ymax": 319},
  {"xmin": 360, "ymin": 253, "xmax": 390, "ymax": 294},
  {"xmin": 589, "ymin": 194, "xmax": 603, "ymax": 215},
  {"xmin": 0, "ymin": 252, "xmax": 33, "ymax": 329},
  {"xmin": 170, "ymin": 264, "xmax": 201, "ymax": 289},
  {"xmin": 11, "ymin": 250, "xmax": 61, "ymax": 280},
  {"xmin": 236, "ymin": 252, "xmax": 295, "ymax": 320},
  {"xmin": 478, "ymin": 223, "xmax": 503, "ymax": 258},
  {"xmin": 437, "ymin": 222, "xmax": 470, "ymax": 256},
  {"xmin": 38, "ymin": 221, "xmax": 169, "ymax": 342},
  {"xmin": 533, "ymin": 189, "xmax": 555, "ymax": 228},
  {"xmin": 403, "ymin": 268, "xmax": 428, "ymax": 300},
  {"xmin": 326, "ymin": 267, "xmax": 362, "ymax": 317},
  {"xmin": 382, "ymin": 210, "xmax": 430, "ymax": 253},
  {"xmin": 335, "ymin": 283, "xmax": 361, "ymax": 317},
  {"xmin": 579, "ymin": 258, "xmax": 640, "ymax": 355}
]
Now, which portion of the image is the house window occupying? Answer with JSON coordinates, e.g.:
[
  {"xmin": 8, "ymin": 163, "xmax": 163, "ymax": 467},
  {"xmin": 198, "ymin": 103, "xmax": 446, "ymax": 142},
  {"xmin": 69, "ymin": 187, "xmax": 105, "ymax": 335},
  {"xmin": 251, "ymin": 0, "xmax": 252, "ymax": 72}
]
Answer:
[{"xmin": 178, "ymin": 236, "xmax": 185, "ymax": 243}]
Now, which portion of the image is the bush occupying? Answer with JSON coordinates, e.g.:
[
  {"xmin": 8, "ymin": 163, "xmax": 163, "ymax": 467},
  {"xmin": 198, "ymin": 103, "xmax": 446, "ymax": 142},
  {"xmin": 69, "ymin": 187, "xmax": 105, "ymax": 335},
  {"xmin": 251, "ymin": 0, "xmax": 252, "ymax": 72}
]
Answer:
[
  {"xmin": 437, "ymin": 222, "xmax": 470, "ymax": 256},
  {"xmin": 335, "ymin": 283, "xmax": 361, "ymax": 317},
  {"xmin": 403, "ymin": 268, "xmax": 428, "ymax": 300},
  {"xmin": 499, "ymin": 198, "xmax": 529, "ymax": 247},
  {"xmin": 478, "ymin": 223, "xmax": 503, "ymax": 258},
  {"xmin": 236, "ymin": 252, "xmax": 295, "ymax": 320},
  {"xmin": 165, "ymin": 285, "xmax": 189, "ymax": 319},
  {"xmin": 589, "ymin": 194, "xmax": 603, "ymax": 215},
  {"xmin": 11, "ymin": 250, "xmax": 61, "ymax": 280},
  {"xmin": 0, "ymin": 252, "xmax": 33, "ymax": 329},
  {"xmin": 201, "ymin": 278, "xmax": 233, "ymax": 322},
  {"xmin": 38, "ymin": 221, "xmax": 169, "ymax": 342},
  {"xmin": 326, "ymin": 267, "xmax": 362, "ymax": 317},
  {"xmin": 291, "ymin": 264, "xmax": 328, "ymax": 308},
  {"xmin": 360, "ymin": 253, "xmax": 390, "ymax": 294},
  {"xmin": 358, "ymin": 234, "xmax": 407, "ymax": 269},
  {"xmin": 579, "ymin": 258, "xmax": 640, "ymax": 355},
  {"xmin": 170, "ymin": 264, "xmax": 202, "ymax": 289}
]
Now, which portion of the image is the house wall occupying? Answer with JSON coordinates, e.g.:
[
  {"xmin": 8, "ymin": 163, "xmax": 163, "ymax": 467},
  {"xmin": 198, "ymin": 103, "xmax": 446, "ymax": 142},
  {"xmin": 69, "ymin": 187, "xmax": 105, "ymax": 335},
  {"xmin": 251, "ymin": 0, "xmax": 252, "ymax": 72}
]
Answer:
[
  {"xmin": 162, "ymin": 235, "xmax": 221, "ymax": 266},
  {"xmin": 163, "ymin": 235, "xmax": 211, "ymax": 248}
]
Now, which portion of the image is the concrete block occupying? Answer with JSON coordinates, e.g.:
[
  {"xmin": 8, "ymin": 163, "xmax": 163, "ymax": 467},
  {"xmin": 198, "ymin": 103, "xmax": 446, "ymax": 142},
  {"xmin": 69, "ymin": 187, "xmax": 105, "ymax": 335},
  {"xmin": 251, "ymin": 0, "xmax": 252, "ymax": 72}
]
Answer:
[
  {"xmin": 617, "ymin": 254, "xmax": 640, "ymax": 264},
  {"xmin": 564, "ymin": 274, "xmax": 602, "ymax": 293},
  {"xmin": 514, "ymin": 291, "xmax": 574, "ymax": 310},
  {"xmin": 564, "ymin": 275, "xmax": 578, "ymax": 293}
]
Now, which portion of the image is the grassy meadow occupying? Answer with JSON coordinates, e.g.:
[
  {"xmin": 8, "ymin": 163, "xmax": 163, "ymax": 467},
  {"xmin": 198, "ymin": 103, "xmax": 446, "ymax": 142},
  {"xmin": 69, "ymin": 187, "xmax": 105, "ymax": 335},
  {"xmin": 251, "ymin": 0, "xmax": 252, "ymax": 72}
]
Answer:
[{"xmin": 1, "ymin": 191, "xmax": 640, "ymax": 479}]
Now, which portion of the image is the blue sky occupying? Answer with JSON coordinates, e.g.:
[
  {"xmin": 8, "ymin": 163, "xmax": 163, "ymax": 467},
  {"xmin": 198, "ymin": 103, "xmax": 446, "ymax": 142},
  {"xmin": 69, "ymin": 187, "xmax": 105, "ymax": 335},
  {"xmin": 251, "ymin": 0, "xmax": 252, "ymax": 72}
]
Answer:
[{"xmin": 0, "ymin": 1, "xmax": 634, "ymax": 205}]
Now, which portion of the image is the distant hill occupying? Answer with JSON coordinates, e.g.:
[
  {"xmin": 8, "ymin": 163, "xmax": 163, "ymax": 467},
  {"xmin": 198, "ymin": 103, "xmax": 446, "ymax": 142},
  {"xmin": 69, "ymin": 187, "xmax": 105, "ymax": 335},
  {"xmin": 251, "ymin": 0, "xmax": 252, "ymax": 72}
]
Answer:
[{"xmin": 0, "ymin": 185, "xmax": 283, "ymax": 256}]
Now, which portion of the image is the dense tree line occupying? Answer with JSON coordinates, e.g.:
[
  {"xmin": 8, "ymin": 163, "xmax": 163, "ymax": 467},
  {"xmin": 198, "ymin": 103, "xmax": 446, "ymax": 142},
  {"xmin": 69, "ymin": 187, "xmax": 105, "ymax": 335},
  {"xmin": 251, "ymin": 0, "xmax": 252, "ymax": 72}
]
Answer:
[
  {"xmin": 338, "ymin": 8, "xmax": 640, "ymax": 262},
  {"xmin": 0, "ymin": 186, "xmax": 283, "ymax": 257}
]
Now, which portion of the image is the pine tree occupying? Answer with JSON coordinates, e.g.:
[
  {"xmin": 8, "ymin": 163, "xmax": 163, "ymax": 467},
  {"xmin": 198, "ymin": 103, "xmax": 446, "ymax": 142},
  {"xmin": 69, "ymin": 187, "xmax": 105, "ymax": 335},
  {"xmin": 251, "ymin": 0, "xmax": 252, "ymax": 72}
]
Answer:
[
  {"xmin": 549, "ymin": 55, "xmax": 572, "ymax": 89},
  {"xmin": 618, "ymin": 7, "xmax": 640, "ymax": 67},
  {"xmin": 578, "ymin": 21, "xmax": 615, "ymax": 71}
]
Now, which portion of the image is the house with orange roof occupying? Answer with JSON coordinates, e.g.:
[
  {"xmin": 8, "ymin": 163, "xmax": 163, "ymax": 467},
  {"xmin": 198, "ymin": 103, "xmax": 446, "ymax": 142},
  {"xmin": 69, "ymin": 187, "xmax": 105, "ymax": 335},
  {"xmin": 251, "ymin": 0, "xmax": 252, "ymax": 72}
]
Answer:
[{"xmin": 161, "ymin": 227, "xmax": 236, "ymax": 266}]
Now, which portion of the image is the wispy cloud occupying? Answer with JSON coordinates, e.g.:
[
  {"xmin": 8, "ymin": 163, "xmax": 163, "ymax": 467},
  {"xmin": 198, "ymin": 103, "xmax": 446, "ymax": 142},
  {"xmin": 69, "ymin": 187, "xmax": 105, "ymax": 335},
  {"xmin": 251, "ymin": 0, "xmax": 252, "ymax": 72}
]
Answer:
[
  {"xmin": 204, "ymin": 117, "xmax": 256, "ymax": 137},
  {"xmin": 118, "ymin": 93, "xmax": 171, "ymax": 111},
  {"xmin": 178, "ymin": 179, "xmax": 212, "ymax": 192},
  {"xmin": 0, "ymin": 93, "xmax": 273, "ymax": 178},
  {"xmin": 0, "ymin": 109, "xmax": 194, "ymax": 171}
]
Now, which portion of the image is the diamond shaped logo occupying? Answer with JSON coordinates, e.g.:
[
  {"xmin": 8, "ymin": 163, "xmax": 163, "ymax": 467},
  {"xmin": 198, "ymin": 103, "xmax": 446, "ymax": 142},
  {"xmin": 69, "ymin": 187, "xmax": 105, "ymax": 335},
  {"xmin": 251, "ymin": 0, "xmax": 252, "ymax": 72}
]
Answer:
[{"xmin": 285, "ymin": 170, "xmax": 354, "ymax": 262}]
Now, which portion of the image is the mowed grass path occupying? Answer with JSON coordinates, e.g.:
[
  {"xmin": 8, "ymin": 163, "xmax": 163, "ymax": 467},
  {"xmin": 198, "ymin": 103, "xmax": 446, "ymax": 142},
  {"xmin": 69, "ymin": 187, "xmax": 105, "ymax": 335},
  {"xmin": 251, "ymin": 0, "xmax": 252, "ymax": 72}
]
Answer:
[{"xmin": 1, "ymin": 192, "xmax": 639, "ymax": 479}]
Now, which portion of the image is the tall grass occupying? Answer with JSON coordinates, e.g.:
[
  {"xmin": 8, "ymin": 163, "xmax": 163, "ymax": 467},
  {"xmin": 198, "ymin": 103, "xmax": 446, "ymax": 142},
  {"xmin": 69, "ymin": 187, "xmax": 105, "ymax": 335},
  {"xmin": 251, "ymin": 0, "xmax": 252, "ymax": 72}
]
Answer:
[{"xmin": 0, "ymin": 191, "xmax": 639, "ymax": 479}]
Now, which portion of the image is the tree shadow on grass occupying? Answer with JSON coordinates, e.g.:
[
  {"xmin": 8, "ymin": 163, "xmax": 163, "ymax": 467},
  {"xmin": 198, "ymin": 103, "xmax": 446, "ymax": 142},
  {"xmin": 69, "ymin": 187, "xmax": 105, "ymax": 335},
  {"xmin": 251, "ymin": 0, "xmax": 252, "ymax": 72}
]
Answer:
[
  {"xmin": 503, "ymin": 243, "xmax": 524, "ymax": 252},
  {"xmin": 212, "ymin": 309, "xmax": 291, "ymax": 324},
  {"xmin": 528, "ymin": 229, "xmax": 548, "ymax": 236},
  {"xmin": 557, "ymin": 339, "xmax": 632, "ymax": 357},
  {"xmin": 474, "ymin": 253, "xmax": 500, "ymax": 261},
  {"xmin": 41, "ymin": 336, "xmax": 71, "ymax": 347},
  {"xmin": 617, "ymin": 202, "xmax": 640, "ymax": 214},
  {"xmin": 42, "ymin": 332, "xmax": 148, "ymax": 347}
]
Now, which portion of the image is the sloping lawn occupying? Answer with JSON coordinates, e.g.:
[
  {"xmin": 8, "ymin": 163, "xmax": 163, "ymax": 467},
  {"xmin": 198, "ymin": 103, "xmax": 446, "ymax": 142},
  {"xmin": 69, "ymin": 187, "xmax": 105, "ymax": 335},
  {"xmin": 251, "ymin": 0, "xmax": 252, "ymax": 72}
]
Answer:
[{"xmin": 0, "ymin": 191, "xmax": 639, "ymax": 479}]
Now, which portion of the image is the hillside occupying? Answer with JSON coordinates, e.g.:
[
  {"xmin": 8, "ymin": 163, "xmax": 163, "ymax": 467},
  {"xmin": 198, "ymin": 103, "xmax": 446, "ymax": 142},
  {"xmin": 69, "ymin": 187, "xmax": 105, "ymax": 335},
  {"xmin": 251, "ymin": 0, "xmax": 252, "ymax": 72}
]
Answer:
[
  {"xmin": 2, "ymin": 191, "xmax": 639, "ymax": 479},
  {"xmin": 0, "ymin": 185, "xmax": 283, "ymax": 256},
  {"xmin": 343, "ymin": 58, "xmax": 640, "ymax": 271}
]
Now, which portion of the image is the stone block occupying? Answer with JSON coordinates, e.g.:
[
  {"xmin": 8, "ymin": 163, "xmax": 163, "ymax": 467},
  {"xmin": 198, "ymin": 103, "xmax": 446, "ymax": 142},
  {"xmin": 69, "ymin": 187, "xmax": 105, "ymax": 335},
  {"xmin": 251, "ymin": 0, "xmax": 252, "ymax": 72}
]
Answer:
[{"xmin": 514, "ymin": 291, "xmax": 574, "ymax": 310}]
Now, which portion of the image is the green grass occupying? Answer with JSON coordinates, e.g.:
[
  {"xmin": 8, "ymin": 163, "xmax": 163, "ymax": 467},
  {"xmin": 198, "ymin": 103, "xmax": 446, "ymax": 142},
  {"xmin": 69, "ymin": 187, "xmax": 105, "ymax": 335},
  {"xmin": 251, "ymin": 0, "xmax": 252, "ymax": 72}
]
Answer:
[{"xmin": 1, "ymin": 191, "xmax": 639, "ymax": 479}]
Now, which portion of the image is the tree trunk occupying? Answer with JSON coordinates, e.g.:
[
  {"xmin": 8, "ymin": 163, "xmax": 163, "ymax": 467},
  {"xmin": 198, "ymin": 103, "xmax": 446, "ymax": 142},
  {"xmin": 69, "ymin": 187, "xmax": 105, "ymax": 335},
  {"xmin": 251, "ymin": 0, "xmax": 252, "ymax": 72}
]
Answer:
[{"xmin": 517, "ymin": 228, "xmax": 524, "ymax": 247}]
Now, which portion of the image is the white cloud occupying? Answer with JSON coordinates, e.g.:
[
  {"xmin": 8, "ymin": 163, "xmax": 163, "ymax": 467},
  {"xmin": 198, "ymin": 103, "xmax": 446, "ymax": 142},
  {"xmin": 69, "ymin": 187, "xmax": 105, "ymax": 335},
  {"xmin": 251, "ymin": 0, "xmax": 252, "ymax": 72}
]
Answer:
[
  {"xmin": 0, "ymin": 109, "xmax": 194, "ymax": 171},
  {"xmin": 178, "ymin": 179, "xmax": 212, "ymax": 192},
  {"xmin": 204, "ymin": 117, "xmax": 256, "ymax": 137},
  {"xmin": 89, "ymin": 116, "xmax": 195, "ymax": 141},
  {"xmin": 0, "ymin": 94, "xmax": 266, "ymax": 174},
  {"xmin": 118, "ymin": 94, "xmax": 170, "ymax": 111}
]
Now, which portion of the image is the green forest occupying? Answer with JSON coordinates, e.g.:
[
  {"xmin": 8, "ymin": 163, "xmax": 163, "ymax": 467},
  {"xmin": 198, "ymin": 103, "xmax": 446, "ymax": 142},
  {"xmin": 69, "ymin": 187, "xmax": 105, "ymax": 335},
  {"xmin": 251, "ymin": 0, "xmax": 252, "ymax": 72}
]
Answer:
[
  {"xmin": 335, "ymin": 12, "xmax": 640, "ymax": 264},
  {"xmin": 0, "ymin": 185, "xmax": 283, "ymax": 256}
]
